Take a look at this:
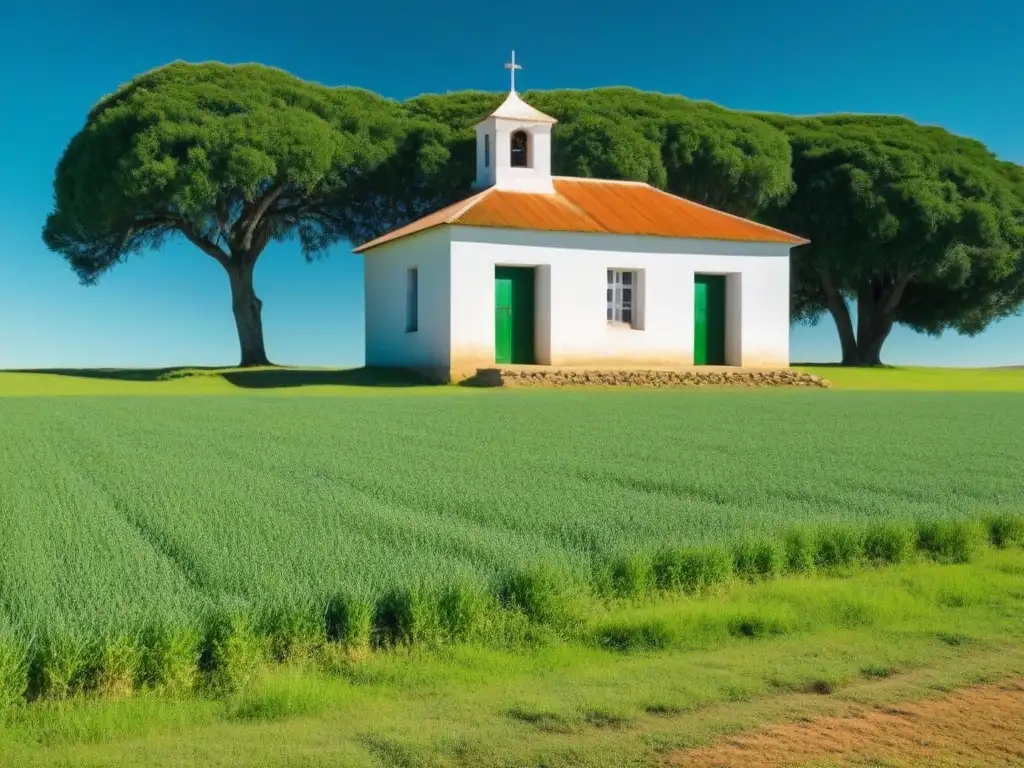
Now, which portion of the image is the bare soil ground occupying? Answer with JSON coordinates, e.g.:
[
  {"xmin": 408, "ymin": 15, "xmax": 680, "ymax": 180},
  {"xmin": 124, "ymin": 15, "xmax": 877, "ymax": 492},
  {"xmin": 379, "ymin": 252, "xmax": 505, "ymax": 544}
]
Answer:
[{"xmin": 668, "ymin": 679, "xmax": 1024, "ymax": 768}]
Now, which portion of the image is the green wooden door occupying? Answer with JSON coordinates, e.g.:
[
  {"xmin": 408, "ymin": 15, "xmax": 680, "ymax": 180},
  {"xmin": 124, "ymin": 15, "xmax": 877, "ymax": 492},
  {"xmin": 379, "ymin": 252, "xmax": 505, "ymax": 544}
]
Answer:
[
  {"xmin": 495, "ymin": 276, "xmax": 513, "ymax": 364},
  {"xmin": 694, "ymin": 275, "xmax": 726, "ymax": 365},
  {"xmin": 494, "ymin": 267, "xmax": 535, "ymax": 364}
]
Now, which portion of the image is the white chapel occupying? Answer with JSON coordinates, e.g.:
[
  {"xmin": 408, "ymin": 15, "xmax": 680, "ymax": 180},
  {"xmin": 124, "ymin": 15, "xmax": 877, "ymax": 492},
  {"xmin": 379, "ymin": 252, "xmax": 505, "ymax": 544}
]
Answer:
[{"xmin": 357, "ymin": 54, "xmax": 808, "ymax": 383}]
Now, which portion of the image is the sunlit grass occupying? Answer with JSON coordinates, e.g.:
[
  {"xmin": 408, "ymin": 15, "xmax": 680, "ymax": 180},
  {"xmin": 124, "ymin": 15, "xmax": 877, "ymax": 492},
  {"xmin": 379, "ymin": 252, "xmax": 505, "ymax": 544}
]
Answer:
[
  {"xmin": 0, "ymin": 391, "xmax": 1020, "ymax": 701},
  {"xmin": 2, "ymin": 549, "xmax": 1022, "ymax": 767},
  {"xmin": 1, "ymin": 363, "xmax": 1022, "ymax": 394},
  {"xmin": 794, "ymin": 364, "xmax": 1024, "ymax": 390}
]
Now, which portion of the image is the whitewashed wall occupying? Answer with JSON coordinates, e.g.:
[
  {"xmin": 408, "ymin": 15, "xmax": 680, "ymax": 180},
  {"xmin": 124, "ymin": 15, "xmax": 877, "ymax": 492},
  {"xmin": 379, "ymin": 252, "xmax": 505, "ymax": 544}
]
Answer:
[
  {"xmin": 447, "ymin": 227, "xmax": 792, "ymax": 376},
  {"xmin": 363, "ymin": 227, "xmax": 452, "ymax": 373},
  {"xmin": 474, "ymin": 119, "xmax": 554, "ymax": 193}
]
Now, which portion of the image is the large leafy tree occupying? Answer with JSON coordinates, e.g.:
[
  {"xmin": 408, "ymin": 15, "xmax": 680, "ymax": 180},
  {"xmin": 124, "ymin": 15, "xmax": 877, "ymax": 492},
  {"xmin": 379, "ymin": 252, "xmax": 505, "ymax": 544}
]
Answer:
[
  {"xmin": 336, "ymin": 93, "xmax": 472, "ymax": 246},
  {"xmin": 763, "ymin": 115, "xmax": 1024, "ymax": 365},
  {"xmin": 44, "ymin": 74, "xmax": 799, "ymax": 365},
  {"xmin": 43, "ymin": 62, "xmax": 405, "ymax": 366},
  {"xmin": 59, "ymin": 67, "xmax": 1024, "ymax": 372},
  {"xmin": 533, "ymin": 88, "xmax": 796, "ymax": 217}
]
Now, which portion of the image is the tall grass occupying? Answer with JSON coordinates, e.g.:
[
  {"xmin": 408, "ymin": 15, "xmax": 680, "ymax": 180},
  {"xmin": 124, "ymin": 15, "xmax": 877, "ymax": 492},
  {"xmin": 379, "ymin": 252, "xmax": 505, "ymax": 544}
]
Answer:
[
  {"xmin": 0, "ymin": 393, "xmax": 1021, "ymax": 704},
  {"xmin": 0, "ymin": 618, "xmax": 29, "ymax": 712},
  {"xmin": 916, "ymin": 520, "xmax": 987, "ymax": 563},
  {"xmin": 2, "ymin": 512, "xmax": 1016, "ymax": 704},
  {"xmin": 984, "ymin": 513, "xmax": 1024, "ymax": 549}
]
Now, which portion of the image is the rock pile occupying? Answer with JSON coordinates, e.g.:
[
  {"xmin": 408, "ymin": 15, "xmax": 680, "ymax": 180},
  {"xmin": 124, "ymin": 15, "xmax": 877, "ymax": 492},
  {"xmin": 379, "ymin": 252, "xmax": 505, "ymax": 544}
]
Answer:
[{"xmin": 485, "ymin": 368, "xmax": 830, "ymax": 388}]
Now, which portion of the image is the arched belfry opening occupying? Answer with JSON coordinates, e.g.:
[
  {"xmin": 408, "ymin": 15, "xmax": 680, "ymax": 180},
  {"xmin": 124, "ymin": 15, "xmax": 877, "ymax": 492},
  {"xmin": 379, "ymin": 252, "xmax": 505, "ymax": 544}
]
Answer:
[{"xmin": 510, "ymin": 131, "xmax": 529, "ymax": 168}]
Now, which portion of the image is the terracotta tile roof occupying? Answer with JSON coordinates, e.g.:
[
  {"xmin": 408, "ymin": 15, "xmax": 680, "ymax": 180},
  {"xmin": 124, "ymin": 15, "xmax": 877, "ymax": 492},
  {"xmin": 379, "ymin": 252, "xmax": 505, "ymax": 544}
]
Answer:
[{"xmin": 354, "ymin": 177, "xmax": 808, "ymax": 253}]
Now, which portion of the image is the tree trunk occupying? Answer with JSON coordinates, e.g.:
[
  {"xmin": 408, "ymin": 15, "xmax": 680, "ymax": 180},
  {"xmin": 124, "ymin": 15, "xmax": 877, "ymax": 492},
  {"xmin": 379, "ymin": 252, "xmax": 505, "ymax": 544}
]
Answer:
[
  {"xmin": 819, "ymin": 271, "xmax": 859, "ymax": 365},
  {"xmin": 856, "ymin": 315, "xmax": 894, "ymax": 366},
  {"xmin": 821, "ymin": 273, "xmax": 911, "ymax": 367},
  {"xmin": 226, "ymin": 259, "xmax": 271, "ymax": 367}
]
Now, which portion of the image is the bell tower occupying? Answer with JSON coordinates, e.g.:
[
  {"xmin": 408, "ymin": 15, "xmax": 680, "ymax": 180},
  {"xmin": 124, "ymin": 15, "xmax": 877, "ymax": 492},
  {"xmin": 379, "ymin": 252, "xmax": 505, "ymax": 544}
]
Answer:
[{"xmin": 473, "ymin": 51, "xmax": 557, "ymax": 193}]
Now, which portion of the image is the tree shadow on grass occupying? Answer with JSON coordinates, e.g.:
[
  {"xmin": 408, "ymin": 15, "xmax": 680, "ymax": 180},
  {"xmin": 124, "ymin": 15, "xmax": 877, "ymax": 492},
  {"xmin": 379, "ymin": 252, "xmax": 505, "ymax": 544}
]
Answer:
[
  {"xmin": 10, "ymin": 367, "xmax": 181, "ymax": 382},
  {"xmin": 789, "ymin": 362, "xmax": 893, "ymax": 369},
  {"xmin": 456, "ymin": 369, "xmax": 506, "ymax": 387},
  {"xmin": 220, "ymin": 367, "xmax": 439, "ymax": 389},
  {"xmin": 8, "ymin": 366, "xmax": 442, "ymax": 389}
]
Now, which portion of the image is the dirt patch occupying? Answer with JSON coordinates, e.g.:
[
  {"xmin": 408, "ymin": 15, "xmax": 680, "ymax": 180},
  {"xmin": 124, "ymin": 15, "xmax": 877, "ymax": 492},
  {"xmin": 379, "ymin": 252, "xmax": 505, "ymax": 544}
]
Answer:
[{"xmin": 668, "ymin": 679, "xmax": 1024, "ymax": 767}]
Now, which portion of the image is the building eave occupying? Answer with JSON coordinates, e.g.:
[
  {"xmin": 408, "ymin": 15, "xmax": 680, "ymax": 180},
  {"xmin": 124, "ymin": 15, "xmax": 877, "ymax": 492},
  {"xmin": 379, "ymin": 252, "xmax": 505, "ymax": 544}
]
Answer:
[{"xmin": 354, "ymin": 177, "xmax": 810, "ymax": 253}]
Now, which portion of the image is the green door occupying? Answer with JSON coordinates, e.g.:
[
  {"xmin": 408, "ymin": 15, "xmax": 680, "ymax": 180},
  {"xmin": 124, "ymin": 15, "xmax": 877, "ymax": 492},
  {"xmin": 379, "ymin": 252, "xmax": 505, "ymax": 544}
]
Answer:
[
  {"xmin": 694, "ymin": 275, "xmax": 726, "ymax": 365},
  {"xmin": 495, "ymin": 276, "xmax": 513, "ymax": 364},
  {"xmin": 494, "ymin": 267, "xmax": 535, "ymax": 364}
]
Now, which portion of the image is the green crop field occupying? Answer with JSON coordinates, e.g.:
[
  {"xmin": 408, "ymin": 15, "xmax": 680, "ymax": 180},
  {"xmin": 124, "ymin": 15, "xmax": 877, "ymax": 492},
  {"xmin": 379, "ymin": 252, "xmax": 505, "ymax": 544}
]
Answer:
[{"xmin": 1, "ymin": 385, "xmax": 1022, "ymax": 704}]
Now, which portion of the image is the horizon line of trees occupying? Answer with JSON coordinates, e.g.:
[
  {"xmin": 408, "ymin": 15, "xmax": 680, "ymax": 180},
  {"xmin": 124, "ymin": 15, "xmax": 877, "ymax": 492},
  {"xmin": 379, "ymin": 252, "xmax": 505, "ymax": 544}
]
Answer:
[{"xmin": 43, "ymin": 62, "xmax": 1024, "ymax": 367}]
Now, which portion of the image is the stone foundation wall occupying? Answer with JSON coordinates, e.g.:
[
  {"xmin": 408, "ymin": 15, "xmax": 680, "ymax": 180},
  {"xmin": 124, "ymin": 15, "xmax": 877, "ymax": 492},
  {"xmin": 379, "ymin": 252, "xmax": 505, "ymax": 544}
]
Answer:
[{"xmin": 467, "ymin": 368, "xmax": 830, "ymax": 388}]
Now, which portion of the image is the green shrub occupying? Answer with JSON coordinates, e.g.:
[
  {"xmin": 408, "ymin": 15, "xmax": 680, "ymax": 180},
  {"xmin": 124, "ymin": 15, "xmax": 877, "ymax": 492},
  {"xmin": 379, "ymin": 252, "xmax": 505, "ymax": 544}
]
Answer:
[
  {"xmin": 863, "ymin": 522, "xmax": 915, "ymax": 565},
  {"xmin": 203, "ymin": 611, "xmax": 265, "ymax": 692},
  {"xmin": 0, "ymin": 628, "xmax": 28, "ymax": 711},
  {"xmin": 652, "ymin": 546, "xmax": 732, "ymax": 594},
  {"xmin": 88, "ymin": 634, "xmax": 141, "ymax": 697},
  {"xmin": 783, "ymin": 528, "xmax": 816, "ymax": 573},
  {"xmin": 497, "ymin": 565, "xmax": 586, "ymax": 631},
  {"xmin": 604, "ymin": 553, "xmax": 654, "ymax": 599},
  {"xmin": 259, "ymin": 603, "xmax": 323, "ymax": 663},
  {"xmin": 814, "ymin": 525, "xmax": 864, "ymax": 569},
  {"xmin": 373, "ymin": 585, "xmax": 441, "ymax": 648},
  {"xmin": 732, "ymin": 539, "xmax": 784, "ymax": 581},
  {"xmin": 138, "ymin": 622, "xmax": 202, "ymax": 694},
  {"xmin": 437, "ymin": 581, "xmax": 489, "ymax": 643},
  {"xmin": 917, "ymin": 519, "xmax": 986, "ymax": 563},
  {"xmin": 34, "ymin": 630, "xmax": 90, "ymax": 699},
  {"xmin": 324, "ymin": 592, "xmax": 373, "ymax": 654},
  {"xmin": 985, "ymin": 513, "xmax": 1024, "ymax": 549}
]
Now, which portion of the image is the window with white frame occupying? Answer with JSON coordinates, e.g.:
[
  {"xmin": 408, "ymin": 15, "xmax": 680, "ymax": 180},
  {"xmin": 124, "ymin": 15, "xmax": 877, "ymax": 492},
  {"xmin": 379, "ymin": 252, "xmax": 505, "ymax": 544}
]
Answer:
[
  {"xmin": 607, "ymin": 269, "xmax": 638, "ymax": 326},
  {"xmin": 405, "ymin": 267, "xmax": 418, "ymax": 333}
]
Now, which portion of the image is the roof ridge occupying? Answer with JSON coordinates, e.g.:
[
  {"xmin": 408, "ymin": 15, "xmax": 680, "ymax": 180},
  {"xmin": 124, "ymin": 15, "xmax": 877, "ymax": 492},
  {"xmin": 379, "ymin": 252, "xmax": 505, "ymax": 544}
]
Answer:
[
  {"xmin": 552, "ymin": 176, "xmax": 649, "ymax": 186},
  {"xmin": 643, "ymin": 184, "xmax": 810, "ymax": 245}
]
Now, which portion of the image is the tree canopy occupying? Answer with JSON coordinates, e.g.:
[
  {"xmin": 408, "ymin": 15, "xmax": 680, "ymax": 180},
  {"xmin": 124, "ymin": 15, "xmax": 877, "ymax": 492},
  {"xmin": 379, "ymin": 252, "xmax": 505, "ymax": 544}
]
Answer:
[
  {"xmin": 43, "ymin": 61, "xmax": 1024, "ymax": 366},
  {"xmin": 761, "ymin": 114, "xmax": 1024, "ymax": 365},
  {"xmin": 400, "ymin": 87, "xmax": 796, "ymax": 220},
  {"xmin": 43, "ymin": 61, "xmax": 407, "ymax": 365}
]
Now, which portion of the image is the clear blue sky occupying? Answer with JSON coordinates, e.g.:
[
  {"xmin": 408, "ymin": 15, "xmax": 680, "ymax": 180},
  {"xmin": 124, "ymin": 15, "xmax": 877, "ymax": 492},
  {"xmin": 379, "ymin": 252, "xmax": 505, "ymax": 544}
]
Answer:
[{"xmin": 1, "ymin": 0, "xmax": 1021, "ymax": 368}]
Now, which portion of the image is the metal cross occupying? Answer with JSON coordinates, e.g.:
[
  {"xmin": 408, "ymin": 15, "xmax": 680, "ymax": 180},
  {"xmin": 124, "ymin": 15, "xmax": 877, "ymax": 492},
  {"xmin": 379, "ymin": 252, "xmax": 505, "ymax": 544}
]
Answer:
[{"xmin": 505, "ymin": 50, "xmax": 522, "ymax": 92}]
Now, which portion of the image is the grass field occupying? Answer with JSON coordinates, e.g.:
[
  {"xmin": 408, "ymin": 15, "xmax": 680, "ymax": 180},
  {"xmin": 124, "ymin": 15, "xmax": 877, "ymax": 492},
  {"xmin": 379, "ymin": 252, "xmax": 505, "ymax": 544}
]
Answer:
[
  {"xmin": 3, "ymin": 549, "xmax": 1023, "ymax": 766},
  {"xmin": 0, "ymin": 367, "xmax": 1022, "ymax": 764},
  {"xmin": 794, "ymin": 364, "xmax": 1024, "ymax": 391},
  {"xmin": 0, "ymin": 363, "xmax": 1022, "ymax": 394},
  {"xmin": 0, "ymin": 377, "xmax": 1022, "ymax": 704}
]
